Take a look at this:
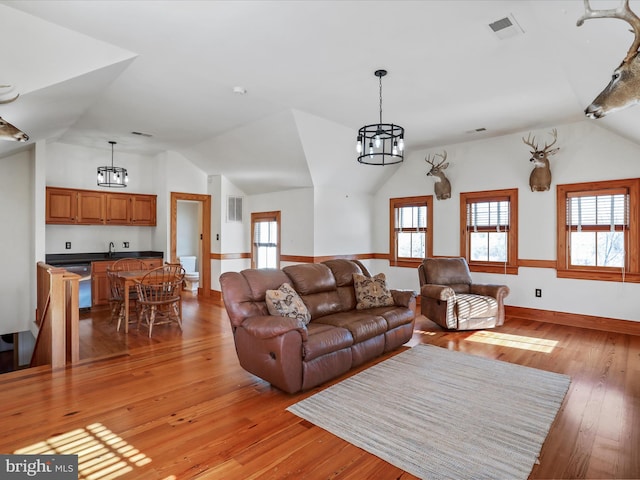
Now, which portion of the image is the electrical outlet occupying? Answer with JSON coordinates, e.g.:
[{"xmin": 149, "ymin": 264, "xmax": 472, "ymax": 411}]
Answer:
[
  {"xmin": 535, "ymin": 288, "xmax": 542, "ymax": 298},
  {"xmin": 123, "ymin": 242, "xmax": 130, "ymax": 248},
  {"xmin": 65, "ymin": 242, "xmax": 71, "ymax": 249}
]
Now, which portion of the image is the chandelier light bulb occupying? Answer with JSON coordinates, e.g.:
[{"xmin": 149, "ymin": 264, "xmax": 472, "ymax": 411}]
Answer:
[
  {"xmin": 392, "ymin": 140, "xmax": 399, "ymax": 156},
  {"xmin": 356, "ymin": 136, "xmax": 363, "ymax": 153},
  {"xmin": 374, "ymin": 134, "xmax": 381, "ymax": 149},
  {"xmin": 399, "ymin": 136, "xmax": 405, "ymax": 151}
]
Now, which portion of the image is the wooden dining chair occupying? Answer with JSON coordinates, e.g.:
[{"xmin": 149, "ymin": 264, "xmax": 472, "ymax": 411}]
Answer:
[
  {"xmin": 135, "ymin": 264, "xmax": 185, "ymax": 337},
  {"xmin": 107, "ymin": 257, "xmax": 147, "ymax": 331}
]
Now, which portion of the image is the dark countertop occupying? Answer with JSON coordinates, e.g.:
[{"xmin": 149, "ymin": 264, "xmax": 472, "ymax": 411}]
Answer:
[{"xmin": 45, "ymin": 251, "xmax": 164, "ymax": 266}]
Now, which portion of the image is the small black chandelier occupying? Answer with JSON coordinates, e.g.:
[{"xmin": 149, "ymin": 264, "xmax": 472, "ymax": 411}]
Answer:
[
  {"xmin": 356, "ymin": 69, "xmax": 404, "ymax": 165},
  {"xmin": 97, "ymin": 140, "xmax": 128, "ymax": 187}
]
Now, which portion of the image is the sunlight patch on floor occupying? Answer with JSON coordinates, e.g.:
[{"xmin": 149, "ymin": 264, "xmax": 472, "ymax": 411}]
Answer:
[
  {"xmin": 14, "ymin": 423, "xmax": 154, "ymax": 480},
  {"xmin": 465, "ymin": 331, "xmax": 558, "ymax": 353}
]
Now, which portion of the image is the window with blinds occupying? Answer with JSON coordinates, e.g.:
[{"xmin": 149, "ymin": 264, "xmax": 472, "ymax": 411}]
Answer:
[
  {"xmin": 389, "ymin": 196, "xmax": 433, "ymax": 266},
  {"xmin": 566, "ymin": 189, "xmax": 628, "ymax": 268},
  {"xmin": 466, "ymin": 199, "xmax": 510, "ymax": 262},
  {"xmin": 459, "ymin": 189, "xmax": 518, "ymax": 274},
  {"xmin": 251, "ymin": 211, "xmax": 280, "ymax": 269},
  {"xmin": 557, "ymin": 179, "xmax": 640, "ymax": 282}
]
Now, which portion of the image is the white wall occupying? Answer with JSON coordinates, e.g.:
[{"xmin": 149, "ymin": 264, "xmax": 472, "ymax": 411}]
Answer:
[
  {"xmin": 313, "ymin": 188, "xmax": 373, "ymax": 256},
  {"xmin": 0, "ymin": 149, "xmax": 34, "ymax": 335},
  {"xmin": 211, "ymin": 174, "xmax": 249, "ymax": 290},
  {"xmin": 373, "ymin": 120, "xmax": 640, "ymax": 322}
]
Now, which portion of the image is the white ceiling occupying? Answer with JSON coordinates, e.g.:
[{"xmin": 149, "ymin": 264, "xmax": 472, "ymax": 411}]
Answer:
[{"xmin": 1, "ymin": 0, "xmax": 639, "ymax": 194}]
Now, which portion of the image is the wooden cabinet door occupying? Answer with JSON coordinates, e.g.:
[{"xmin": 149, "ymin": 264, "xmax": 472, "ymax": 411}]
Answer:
[
  {"xmin": 105, "ymin": 193, "xmax": 130, "ymax": 225},
  {"xmin": 77, "ymin": 191, "xmax": 105, "ymax": 224},
  {"xmin": 46, "ymin": 188, "xmax": 77, "ymax": 224},
  {"xmin": 131, "ymin": 195, "xmax": 157, "ymax": 225},
  {"xmin": 91, "ymin": 261, "xmax": 114, "ymax": 307}
]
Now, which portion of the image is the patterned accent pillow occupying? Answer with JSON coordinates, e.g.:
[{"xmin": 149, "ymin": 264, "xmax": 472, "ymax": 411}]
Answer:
[
  {"xmin": 353, "ymin": 272, "xmax": 395, "ymax": 310},
  {"xmin": 265, "ymin": 283, "xmax": 311, "ymax": 325}
]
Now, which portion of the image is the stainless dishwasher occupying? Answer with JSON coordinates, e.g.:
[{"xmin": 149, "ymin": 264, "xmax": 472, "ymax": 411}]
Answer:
[{"xmin": 58, "ymin": 263, "xmax": 92, "ymax": 309}]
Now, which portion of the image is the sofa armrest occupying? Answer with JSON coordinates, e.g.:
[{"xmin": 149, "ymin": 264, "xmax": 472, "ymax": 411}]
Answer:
[
  {"xmin": 391, "ymin": 289, "xmax": 417, "ymax": 308},
  {"xmin": 420, "ymin": 284, "xmax": 456, "ymax": 301},
  {"xmin": 241, "ymin": 315, "xmax": 308, "ymax": 341},
  {"xmin": 470, "ymin": 284, "xmax": 510, "ymax": 300}
]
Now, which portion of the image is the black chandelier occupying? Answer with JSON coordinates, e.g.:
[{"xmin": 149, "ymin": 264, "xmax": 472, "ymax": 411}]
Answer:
[
  {"xmin": 356, "ymin": 69, "xmax": 404, "ymax": 165},
  {"xmin": 97, "ymin": 141, "xmax": 128, "ymax": 187}
]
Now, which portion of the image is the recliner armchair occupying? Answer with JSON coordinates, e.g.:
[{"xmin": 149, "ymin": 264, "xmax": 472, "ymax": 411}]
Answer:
[{"xmin": 418, "ymin": 257, "xmax": 509, "ymax": 330}]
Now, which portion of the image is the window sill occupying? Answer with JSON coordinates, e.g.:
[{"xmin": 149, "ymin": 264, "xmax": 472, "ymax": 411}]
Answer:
[
  {"xmin": 468, "ymin": 263, "xmax": 518, "ymax": 275},
  {"xmin": 389, "ymin": 259, "xmax": 423, "ymax": 268},
  {"xmin": 557, "ymin": 269, "xmax": 640, "ymax": 283}
]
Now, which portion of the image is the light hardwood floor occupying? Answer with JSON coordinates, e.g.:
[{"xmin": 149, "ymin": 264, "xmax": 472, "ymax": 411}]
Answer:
[{"xmin": 1, "ymin": 293, "xmax": 638, "ymax": 479}]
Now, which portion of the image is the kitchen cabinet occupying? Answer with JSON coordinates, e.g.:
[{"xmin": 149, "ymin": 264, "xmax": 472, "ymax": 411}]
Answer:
[
  {"xmin": 105, "ymin": 193, "xmax": 130, "ymax": 225},
  {"xmin": 77, "ymin": 191, "xmax": 105, "ymax": 224},
  {"xmin": 46, "ymin": 188, "xmax": 77, "ymax": 224},
  {"xmin": 130, "ymin": 195, "xmax": 156, "ymax": 225},
  {"xmin": 46, "ymin": 187, "xmax": 156, "ymax": 226},
  {"xmin": 91, "ymin": 257, "xmax": 163, "ymax": 307}
]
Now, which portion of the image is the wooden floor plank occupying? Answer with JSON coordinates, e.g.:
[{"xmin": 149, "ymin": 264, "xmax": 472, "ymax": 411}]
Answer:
[{"xmin": 0, "ymin": 294, "xmax": 638, "ymax": 479}]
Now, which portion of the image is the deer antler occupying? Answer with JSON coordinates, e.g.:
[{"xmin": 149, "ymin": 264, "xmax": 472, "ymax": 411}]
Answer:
[
  {"xmin": 577, "ymin": 0, "xmax": 640, "ymax": 63},
  {"xmin": 543, "ymin": 128, "xmax": 558, "ymax": 151},
  {"xmin": 522, "ymin": 133, "xmax": 538, "ymax": 151},
  {"xmin": 425, "ymin": 151, "xmax": 447, "ymax": 168}
]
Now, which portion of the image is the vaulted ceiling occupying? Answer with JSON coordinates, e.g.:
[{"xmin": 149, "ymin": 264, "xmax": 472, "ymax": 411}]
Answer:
[{"xmin": 1, "ymin": 1, "xmax": 639, "ymax": 194}]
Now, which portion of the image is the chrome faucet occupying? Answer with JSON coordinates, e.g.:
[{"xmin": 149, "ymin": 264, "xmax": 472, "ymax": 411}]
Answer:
[{"xmin": 108, "ymin": 241, "xmax": 115, "ymax": 257}]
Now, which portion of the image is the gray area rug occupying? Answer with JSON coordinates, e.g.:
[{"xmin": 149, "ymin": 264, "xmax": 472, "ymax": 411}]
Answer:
[{"xmin": 287, "ymin": 344, "xmax": 570, "ymax": 480}]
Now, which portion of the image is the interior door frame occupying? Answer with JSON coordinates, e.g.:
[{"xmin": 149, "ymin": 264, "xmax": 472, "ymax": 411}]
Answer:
[{"xmin": 170, "ymin": 192, "xmax": 211, "ymax": 297}]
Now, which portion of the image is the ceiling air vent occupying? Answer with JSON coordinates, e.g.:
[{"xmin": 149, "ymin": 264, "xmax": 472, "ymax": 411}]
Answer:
[
  {"xmin": 488, "ymin": 14, "xmax": 524, "ymax": 40},
  {"xmin": 131, "ymin": 131, "xmax": 153, "ymax": 137}
]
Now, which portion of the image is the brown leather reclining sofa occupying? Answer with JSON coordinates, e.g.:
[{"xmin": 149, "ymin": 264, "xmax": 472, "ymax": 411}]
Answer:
[{"xmin": 219, "ymin": 259, "xmax": 416, "ymax": 394}]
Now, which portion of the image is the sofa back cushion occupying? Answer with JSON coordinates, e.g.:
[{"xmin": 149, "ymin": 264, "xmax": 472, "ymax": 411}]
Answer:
[
  {"xmin": 219, "ymin": 268, "xmax": 290, "ymax": 328},
  {"xmin": 322, "ymin": 259, "xmax": 364, "ymax": 311},
  {"xmin": 283, "ymin": 263, "xmax": 343, "ymax": 319}
]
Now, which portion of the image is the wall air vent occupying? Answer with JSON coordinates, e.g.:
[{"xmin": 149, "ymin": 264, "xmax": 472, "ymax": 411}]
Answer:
[
  {"xmin": 227, "ymin": 196, "xmax": 243, "ymax": 222},
  {"xmin": 488, "ymin": 14, "xmax": 524, "ymax": 40}
]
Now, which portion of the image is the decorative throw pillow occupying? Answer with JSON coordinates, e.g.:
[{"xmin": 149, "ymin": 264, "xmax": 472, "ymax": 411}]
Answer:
[
  {"xmin": 265, "ymin": 283, "xmax": 311, "ymax": 325},
  {"xmin": 353, "ymin": 272, "xmax": 395, "ymax": 310}
]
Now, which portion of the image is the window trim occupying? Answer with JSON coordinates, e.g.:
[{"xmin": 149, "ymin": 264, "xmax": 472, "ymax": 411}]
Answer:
[
  {"xmin": 251, "ymin": 210, "xmax": 281, "ymax": 269},
  {"xmin": 389, "ymin": 195, "xmax": 433, "ymax": 267},
  {"xmin": 557, "ymin": 178, "xmax": 640, "ymax": 282},
  {"xmin": 459, "ymin": 188, "xmax": 518, "ymax": 275}
]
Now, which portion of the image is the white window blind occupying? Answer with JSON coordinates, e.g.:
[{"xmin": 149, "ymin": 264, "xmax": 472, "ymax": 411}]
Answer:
[
  {"xmin": 567, "ymin": 191, "xmax": 628, "ymax": 231},
  {"xmin": 466, "ymin": 200, "xmax": 510, "ymax": 231}
]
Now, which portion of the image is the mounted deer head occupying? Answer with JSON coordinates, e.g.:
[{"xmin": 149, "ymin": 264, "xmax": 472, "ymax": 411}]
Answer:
[
  {"xmin": 522, "ymin": 129, "xmax": 559, "ymax": 192},
  {"xmin": 425, "ymin": 151, "xmax": 451, "ymax": 200},
  {"xmin": 0, "ymin": 85, "xmax": 28, "ymax": 142},
  {"xmin": 577, "ymin": 0, "xmax": 640, "ymax": 118}
]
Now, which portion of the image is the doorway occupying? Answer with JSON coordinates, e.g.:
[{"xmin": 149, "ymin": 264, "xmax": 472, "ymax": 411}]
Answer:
[{"xmin": 170, "ymin": 192, "xmax": 211, "ymax": 296}]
